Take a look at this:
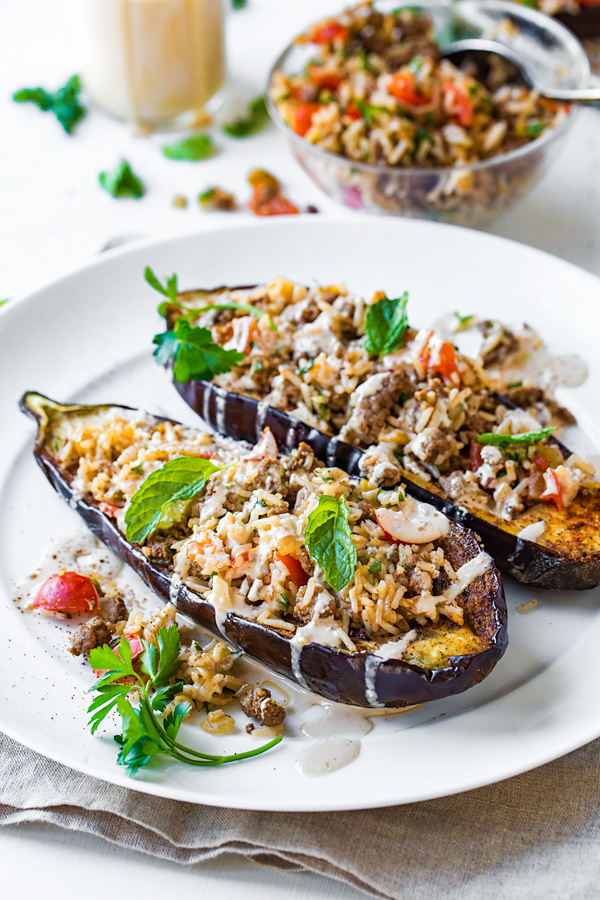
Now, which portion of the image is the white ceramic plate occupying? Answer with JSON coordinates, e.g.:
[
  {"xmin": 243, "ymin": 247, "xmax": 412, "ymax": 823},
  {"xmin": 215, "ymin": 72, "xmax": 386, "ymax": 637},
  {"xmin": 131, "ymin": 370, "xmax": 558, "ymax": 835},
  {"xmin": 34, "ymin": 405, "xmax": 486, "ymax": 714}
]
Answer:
[{"xmin": 2, "ymin": 217, "xmax": 600, "ymax": 811}]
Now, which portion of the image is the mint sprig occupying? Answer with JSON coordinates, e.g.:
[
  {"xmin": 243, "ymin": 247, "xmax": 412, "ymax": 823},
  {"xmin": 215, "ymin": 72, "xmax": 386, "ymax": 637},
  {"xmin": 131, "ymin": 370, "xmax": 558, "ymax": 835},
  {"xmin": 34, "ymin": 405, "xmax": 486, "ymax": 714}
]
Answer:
[
  {"xmin": 88, "ymin": 627, "xmax": 280, "ymax": 776},
  {"xmin": 364, "ymin": 293, "xmax": 409, "ymax": 358},
  {"xmin": 99, "ymin": 160, "xmax": 145, "ymax": 199},
  {"xmin": 13, "ymin": 74, "xmax": 86, "ymax": 134},
  {"xmin": 305, "ymin": 494, "xmax": 357, "ymax": 592},
  {"xmin": 223, "ymin": 95, "xmax": 270, "ymax": 138},
  {"xmin": 124, "ymin": 456, "xmax": 227, "ymax": 543},
  {"xmin": 162, "ymin": 133, "xmax": 218, "ymax": 161},
  {"xmin": 477, "ymin": 427, "xmax": 556, "ymax": 448}
]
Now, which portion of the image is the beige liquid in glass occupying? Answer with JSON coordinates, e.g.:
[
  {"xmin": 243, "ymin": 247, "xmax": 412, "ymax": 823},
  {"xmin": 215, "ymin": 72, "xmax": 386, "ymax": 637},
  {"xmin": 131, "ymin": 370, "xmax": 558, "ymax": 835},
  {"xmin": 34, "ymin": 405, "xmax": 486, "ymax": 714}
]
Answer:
[{"xmin": 70, "ymin": 0, "xmax": 225, "ymax": 127}]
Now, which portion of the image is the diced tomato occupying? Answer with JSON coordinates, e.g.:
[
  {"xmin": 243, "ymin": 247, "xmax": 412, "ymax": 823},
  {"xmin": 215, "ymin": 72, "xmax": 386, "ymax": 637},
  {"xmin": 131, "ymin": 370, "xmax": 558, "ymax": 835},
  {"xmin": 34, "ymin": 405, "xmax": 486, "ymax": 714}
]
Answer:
[
  {"xmin": 419, "ymin": 332, "xmax": 459, "ymax": 383},
  {"xmin": 540, "ymin": 468, "xmax": 563, "ymax": 511},
  {"xmin": 532, "ymin": 455, "xmax": 552, "ymax": 473},
  {"xmin": 308, "ymin": 66, "xmax": 342, "ymax": 91},
  {"xmin": 249, "ymin": 181, "xmax": 300, "ymax": 216},
  {"xmin": 307, "ymin": 20, "xmax": 348, "ymax": 45},
  {"xmin": 93, "ymin": 632, "xmax": 144, "ymax": 678},
  {"xmin": 387, "ymin": 71, "xmax": 425, "ymax": 107},
  {"xmin": 275, "ymin": 552, "xmax": 309, "ymax": 587},
  {"xmin": 442, "ymin": 81, "xmax": 474, "ymax": 127},
  {"xmin": 346, "ymin": 102, "xmax": 363, "ymax": 121},
  {"xmin": 34, "ymin": 572, "xmax": 99, "ymax": 614},
  {"xmin": 291, "ymin": 102, "xmax": 321, "ymax": 137},
  {"xmin": 100, "ymin": 502, "xmax": 121, "ymax": 518},
  {"xmin": 471, "ymin": 442, "xmax": 484, "ymax": 472}
]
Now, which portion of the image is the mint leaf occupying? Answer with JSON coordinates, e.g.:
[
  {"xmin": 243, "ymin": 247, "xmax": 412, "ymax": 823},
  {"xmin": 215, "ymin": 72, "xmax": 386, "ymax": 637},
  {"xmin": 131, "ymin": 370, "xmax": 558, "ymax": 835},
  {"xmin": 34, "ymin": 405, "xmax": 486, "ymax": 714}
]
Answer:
[
  {"xmin": 99, "ymin": 160, "xmax": 145, "ymax": 199},
  {"xmin": 223, "ymin": 95, "xmax": 270, "ymax": 138},
  {"xmin": 124, "ymin": 455, "xmax": 226, "ymax": 543},
  {"xmin": 477, "ymin": 427, "xmax": 556, "ymax": 447},
  {"xmin": 13, "ymin": 75, "xmax": 86, "ymax": 134},
  {"xmin": 153, "ymin": 317, "xmax": 244, "ymax": 383},
  {"xmin": 164, "ymin": 701, "xmax": 192, "ymax": 740},
  {"xmin": 364, "ymin": 293, "xmax": 409, "ymax": 358},
  {"xmin": 162, "ymin": 133, "xmax": 218, "ymax": 161},
  {"xmin": 305, "ymin": 494, "xmax": 357, "ymax": 591}
]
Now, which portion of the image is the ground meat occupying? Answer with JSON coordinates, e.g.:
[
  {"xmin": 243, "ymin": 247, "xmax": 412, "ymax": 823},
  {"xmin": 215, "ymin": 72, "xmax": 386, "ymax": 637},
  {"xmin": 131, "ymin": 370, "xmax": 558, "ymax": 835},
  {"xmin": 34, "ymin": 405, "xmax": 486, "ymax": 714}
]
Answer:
[
  {"xmin": 281, "ymin": 442, "xmax": 315, "ymax": 474},
  {"xmin": 69, "ymin": 616, "xmax": 113, "ymax": 657},
  {"xmin": 357, "ymin": 500, "xmax": 377, "ymax": 522},
  {"xmin": 411, "ymin": 428, "xmax": 451, "ymax": 466},
  {"xmin": 479, "ymin": 321, "xmax": 519, "ymax": 366},
  {"xmin": 223, "ymin": 491, "xmax": 240, "ymax": 511},
  {"xmin": 101, "ymin": 593, "xmax": 128, "ymax": 624},
  {"xmin": 238, "ymin": 686, "xmax": 286, "ymax": 727},
  {"xmin": 350, "ymin": 370, "xmax": 415, "ymax": 443},
  {"xmin": 252, "ymin": 458, "xmax": 288, "ymax": 495},
  {"xmin": 293, "ymin": 585, "xmax": 335, "ymax": 624},
  {"xmin": 142, "ymin": 522, "xmax": 189, "ymax": 563},
  {"xmin": 504, "ymin": 386, "xmax": 576, "ymax": 426}
]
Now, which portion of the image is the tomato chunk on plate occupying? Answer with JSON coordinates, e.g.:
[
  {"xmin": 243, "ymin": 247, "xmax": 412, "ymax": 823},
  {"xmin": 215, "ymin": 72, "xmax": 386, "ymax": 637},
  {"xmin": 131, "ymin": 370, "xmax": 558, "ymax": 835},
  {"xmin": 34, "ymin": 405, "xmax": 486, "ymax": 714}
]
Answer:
[{"xmin": 34, "ymin": 572, "xmax": 99, "ymax": 614}]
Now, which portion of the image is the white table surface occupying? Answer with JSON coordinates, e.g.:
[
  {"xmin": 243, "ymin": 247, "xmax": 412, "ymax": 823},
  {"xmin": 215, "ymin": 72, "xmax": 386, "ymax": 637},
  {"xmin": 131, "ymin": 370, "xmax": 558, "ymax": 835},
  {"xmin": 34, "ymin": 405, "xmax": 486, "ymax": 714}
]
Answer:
[{"xmin": 2, "ymin": 0, "xmax": 600, "ymax": 896}]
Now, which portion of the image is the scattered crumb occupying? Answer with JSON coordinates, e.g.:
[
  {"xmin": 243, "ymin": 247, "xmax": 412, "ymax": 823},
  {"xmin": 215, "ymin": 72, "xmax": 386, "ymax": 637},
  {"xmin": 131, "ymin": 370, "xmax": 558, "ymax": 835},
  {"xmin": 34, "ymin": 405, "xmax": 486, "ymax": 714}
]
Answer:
[
  {"xmin": 246, "ymin": 723, "xmax": 255, "ymax": 734},
  {"xmin": 516, "ymin": 599, "xmax": 538, "ymax": 613},
  {"xmin": 306, "ymin": 204, "xmax": 319, "ymax": 214},
  {"xmin": 172, "ymin": 194, "xmax": 188, "ymax": 209}
]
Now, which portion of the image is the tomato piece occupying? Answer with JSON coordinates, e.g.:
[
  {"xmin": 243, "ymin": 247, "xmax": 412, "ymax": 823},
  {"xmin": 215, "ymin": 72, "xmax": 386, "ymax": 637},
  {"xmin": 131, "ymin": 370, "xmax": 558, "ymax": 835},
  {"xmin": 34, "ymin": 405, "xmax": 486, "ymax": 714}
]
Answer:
[
  {"xmin": 291, "ymin": 102, "xmax": 321, "ymax": 137},
  {"xmin": 34, "ymin": 572, "xmax": 99, "ymax": 614},
  {"xmin": 249, "ymin": 181, "xmax": 300, "ymax": 216},
  {"xmin": 387, "ymin": 71, "xmax": 425, "ymax": 106},
  {"xmin": 308, "ymin": 66, "xmax": 342, "ymax": 91},
  {"xmin": 471, "ymin": 442, "xmax": 484, "ymax": 472},
  {"xmin": 442, "ymin": 81, "xmax": 474, "ymax": 127},
  {"xmin": 307, "ymin": 21, "xmax": 348, "ymax": 45},
  {"xmin": 276, "ymin": 552, "xmax": 309, "ymax": 587},
  {"xmin": 435, "ymin": 341, "xmax": 459, "ymax": 382},
  {"xmin": 93, "ymin": 632, "xmax": 144, "ymax": 677},
  {"xmin": 540, "ymin": 469, "xmax": 563, "ymax": 511},
  {"xmin": 100, "ymin": 502, "xmax": 121, "ymax": 518},
  {"xmin": 532, "ymin": 455, "xmax": 552, "ymax": 473},
  {"xmin": 346, "ymin": 102, "xmax": 362, "ymax": 121}
]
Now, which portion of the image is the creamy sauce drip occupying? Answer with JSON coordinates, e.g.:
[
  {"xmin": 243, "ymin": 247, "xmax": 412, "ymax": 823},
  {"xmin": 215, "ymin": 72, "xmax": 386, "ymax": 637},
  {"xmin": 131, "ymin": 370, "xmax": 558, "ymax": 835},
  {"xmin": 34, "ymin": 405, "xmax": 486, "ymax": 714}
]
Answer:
[{"xmin": 295, "ymin": 739, "xmax": 360, "ymax": 777}]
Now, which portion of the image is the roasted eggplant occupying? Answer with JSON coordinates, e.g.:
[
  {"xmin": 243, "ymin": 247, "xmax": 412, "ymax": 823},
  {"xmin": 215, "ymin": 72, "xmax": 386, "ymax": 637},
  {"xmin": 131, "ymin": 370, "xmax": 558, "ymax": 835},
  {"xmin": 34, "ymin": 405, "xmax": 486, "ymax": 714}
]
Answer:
[
  {"xmin": 160, "ymin": 283, "xmax": 600, "ymax": 591},
  {"xmin": 20, "ymin": 392, "xmax": 507, "ymax": 708}
]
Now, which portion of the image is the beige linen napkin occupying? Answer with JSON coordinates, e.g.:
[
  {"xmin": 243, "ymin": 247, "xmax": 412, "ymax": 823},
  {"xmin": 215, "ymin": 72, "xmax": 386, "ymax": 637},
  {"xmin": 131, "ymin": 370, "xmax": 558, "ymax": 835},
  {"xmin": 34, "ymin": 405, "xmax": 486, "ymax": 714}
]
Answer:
[{"xmin": 2, "ymin": 730, "xmax": 600, "ymax": 900}]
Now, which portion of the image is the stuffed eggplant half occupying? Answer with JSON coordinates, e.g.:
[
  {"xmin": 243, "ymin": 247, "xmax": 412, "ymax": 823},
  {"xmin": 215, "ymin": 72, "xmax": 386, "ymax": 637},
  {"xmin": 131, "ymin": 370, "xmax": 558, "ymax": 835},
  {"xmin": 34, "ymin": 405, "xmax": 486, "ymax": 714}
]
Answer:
[
  {"xmin": 20, "ymin": 392, "xmax": 506, "ymax": 708},
  {"xmin": 156, "ymin": 278, "xmax": 600, "ymax": 590}
]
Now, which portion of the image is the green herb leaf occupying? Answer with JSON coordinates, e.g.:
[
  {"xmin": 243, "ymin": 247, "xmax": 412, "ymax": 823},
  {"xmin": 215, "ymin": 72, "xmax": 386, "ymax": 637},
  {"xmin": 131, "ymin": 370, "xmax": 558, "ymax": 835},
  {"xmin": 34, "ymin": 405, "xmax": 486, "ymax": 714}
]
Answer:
[
  {"xmin": 368, "ymin": 559, "xmax": 382, "ymax": 575},
  {"xmin": 223, "ymin": 95, "xmax": 270, "ymax": 138},
  {"xmin": 477, "ymin": 427, "xmax": 556, "ymax": 448},
  {"xmin": 154, "ymin": 626, "xmax": 182, "ymax": 686},
  {"xmin": 526, "ymin": 120, "xmax": 545, "ymax": 138},
  {"xmin": 0, "ymin": 299, "xmax": 8, "ymax": 307},
  {"xmin": 151, "ymin": 681, "xmax": 185, "ymax": 714},
  {"xmin": 88, "ymin": 638, "xmax": 137, "ymax": 679},
  {"xmin": 164, "ymin": 701, "xmax": 192, "ymax": 740},
  {"xmin": 231, "ymin": 0, "xmax": 247, "ymax": 7},
  {"xmin": 507, "ymin": 380, "xmax": 523, "ymax": 389},
  {"xmin": 99, "ymin": 160, "xmax": 145, "ymax": 199},
  {"xmin": 139, "ymin": 642, "xmax": 158, "ymax": 681},
  {"xmin": 145, "ymin": 266, "xmax": 179, "ymax": 304},
  {"xmin": 276, "ymin": 594, "xmax": 289, "ymax": 614},
  {"xmin": 162, "ymin": 133, "xmax": 218, "ymax": 161},
  {"xmin": 297, "ymin": 359, "xmax": 314, "ymax": 375},
  {"xmin": 87, "ymin": 683, "xmax": 134, "ymax": 735},
  {"xmin": 453, "ymin": 311, "xmax": 476, "ymax": 331},
  {"xmin": 124, "ymin": 455, "xmax": 226, "ymax": 543},
  {"xmin": 13, "ymin": 75, "xmax": 86, "ymax": 133},
  {"xmin": 305, "ymin": 494, "xmax": 357, "ymax": 592},
  {"xmin": 115, "ymin": 698, "xmax": 161, "ymax": 775},
  {"xmin": 153, "ymin": 318, "xmax": 244, "ymax": 384},
  {"xmin": 364, "ymin": 293, "xmax": 409, "ymax": 358}
]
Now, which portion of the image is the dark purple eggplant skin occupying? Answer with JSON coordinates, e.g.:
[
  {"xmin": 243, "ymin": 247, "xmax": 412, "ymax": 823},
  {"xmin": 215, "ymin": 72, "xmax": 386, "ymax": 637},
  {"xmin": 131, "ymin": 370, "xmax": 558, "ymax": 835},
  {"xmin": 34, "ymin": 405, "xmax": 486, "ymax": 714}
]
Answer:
[
  {"xmin": 19, "ymin": 392, "xmax": 507, "ymax": 709},
  {"xmin": 174, "ymin": 377, "xmax": 600, "ymax": 590},
  {"xmin": 556, "ymin": 6, "xmax": 600, "ymax": 39}
]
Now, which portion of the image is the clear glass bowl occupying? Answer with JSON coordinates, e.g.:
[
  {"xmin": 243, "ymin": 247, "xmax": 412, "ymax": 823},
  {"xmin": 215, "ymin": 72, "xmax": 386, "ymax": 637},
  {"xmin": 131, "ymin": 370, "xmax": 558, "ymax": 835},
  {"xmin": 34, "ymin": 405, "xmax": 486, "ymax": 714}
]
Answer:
[{"xmin": 267, "ymin": 0, "xmax": 590, "ymax": 225}]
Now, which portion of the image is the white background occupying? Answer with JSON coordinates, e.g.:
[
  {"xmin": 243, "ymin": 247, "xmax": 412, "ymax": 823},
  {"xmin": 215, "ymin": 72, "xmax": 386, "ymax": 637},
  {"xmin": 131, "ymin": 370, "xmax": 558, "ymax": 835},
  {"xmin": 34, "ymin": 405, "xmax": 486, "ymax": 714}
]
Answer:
[{"xmin": 1, "ymin": 0, "xmax": 600, "ymax": 896}]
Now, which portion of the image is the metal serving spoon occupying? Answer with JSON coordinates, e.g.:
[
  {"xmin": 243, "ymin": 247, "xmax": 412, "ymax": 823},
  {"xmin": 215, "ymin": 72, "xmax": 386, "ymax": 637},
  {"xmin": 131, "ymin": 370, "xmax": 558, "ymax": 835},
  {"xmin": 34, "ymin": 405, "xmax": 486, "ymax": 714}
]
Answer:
[{"xmin": 441, "ymin": 38, "xmax": 600, "ymax": 104}]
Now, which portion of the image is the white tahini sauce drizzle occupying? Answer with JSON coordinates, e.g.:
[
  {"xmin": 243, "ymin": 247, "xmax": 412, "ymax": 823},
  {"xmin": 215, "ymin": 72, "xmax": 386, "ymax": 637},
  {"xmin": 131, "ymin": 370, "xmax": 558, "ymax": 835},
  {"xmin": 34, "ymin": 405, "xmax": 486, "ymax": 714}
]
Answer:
[
  {"xmin": 517, "ymin": 520, "xmax": 546, "ymax": 542},
  {"xmin": 354, "ymin": 371, "xmax": 390, "ymax": 401},
  {"xmin": 442, "ymin": 551, "xmax": 492, "ymax": 603},
  {"xmin": 363, "ymin": 629, "xmax": 418, "ymax": 707},
  {"xmin": 295, "ymin": 739, "xmax": 360, "ymax": 777}
]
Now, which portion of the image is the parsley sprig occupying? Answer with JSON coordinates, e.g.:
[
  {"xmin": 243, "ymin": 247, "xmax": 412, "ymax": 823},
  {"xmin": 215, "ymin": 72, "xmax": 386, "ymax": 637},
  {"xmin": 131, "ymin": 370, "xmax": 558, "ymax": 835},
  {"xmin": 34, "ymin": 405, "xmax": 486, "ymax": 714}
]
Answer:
[
  {"xmin": 88, "ymin": 628, "xmax": 280, "ymax": 776},
  {"xmin": 477, "ymin": 427, "xmax": 556, "ymax": 448},
  {"xmin": 305, "ymin": 494, "xmax": 357, "ymax": 591},
  {"xmin": 364, "ymin": 293, "xmax": 409, "ymax": 358}
]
